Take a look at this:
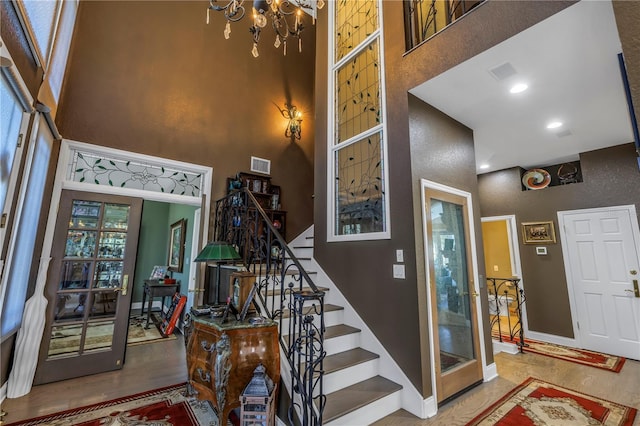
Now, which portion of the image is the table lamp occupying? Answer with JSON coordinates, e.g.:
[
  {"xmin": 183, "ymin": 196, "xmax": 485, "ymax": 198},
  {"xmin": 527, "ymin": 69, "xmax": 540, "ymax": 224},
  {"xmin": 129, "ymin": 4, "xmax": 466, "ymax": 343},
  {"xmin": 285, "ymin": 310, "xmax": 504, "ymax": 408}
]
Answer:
[{"xmin": 194, "ymin": 241, "xmax": 241, "ymax": 305}]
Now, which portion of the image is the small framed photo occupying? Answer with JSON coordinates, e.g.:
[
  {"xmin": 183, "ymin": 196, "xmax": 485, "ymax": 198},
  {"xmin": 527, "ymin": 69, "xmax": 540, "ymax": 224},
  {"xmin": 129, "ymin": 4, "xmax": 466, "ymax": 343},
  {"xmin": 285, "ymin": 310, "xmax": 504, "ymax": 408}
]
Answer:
[
  {"xmin": 150, "ymin": 265, "xmax": 168, "ymax": 280},
  {"xmin": 522, "ymin": 221, "xmax": 556, "ymax": 244},
  {"xmin": 168, "ymin": 219, "xmax": 186, "ymax": 272}
]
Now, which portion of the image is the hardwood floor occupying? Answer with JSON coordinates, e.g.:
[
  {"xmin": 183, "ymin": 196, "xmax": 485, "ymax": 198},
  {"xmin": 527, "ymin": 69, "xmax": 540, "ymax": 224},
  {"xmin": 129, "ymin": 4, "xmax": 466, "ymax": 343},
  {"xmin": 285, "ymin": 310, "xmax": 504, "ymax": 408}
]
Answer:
[
  {"xmin": 2, "ymin": 336, "xmax": 639, "ymax": 425},
  {"xmin": 1, "ymin": 335, "xmax": 187, "ymax": 423}
]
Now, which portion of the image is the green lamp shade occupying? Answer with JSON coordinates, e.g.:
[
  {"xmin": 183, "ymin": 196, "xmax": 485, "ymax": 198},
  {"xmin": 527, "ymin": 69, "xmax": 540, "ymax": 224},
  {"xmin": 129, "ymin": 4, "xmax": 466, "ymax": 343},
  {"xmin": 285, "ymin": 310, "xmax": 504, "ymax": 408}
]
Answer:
[{"xmin": 194, "ymin": 241, "xmax": 241, "ymax": 262}]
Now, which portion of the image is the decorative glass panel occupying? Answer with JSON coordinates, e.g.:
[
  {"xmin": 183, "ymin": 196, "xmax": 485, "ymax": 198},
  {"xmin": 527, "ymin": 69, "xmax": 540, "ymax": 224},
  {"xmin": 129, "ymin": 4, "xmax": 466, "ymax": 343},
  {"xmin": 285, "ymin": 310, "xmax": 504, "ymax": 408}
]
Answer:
[
  {"xmin": 94, "ymin": 261, "xmax": 123, "ymax": 289},
  {"xmin": 48, "ymin": 323, "xmax": 82, "ymax": 357},
  {"xmin": 98, "ymin": 232, "xmax": 126, "ymax": 259},
  {"xmin": 64, "ymin": 230, "xmax": 97, "ymax": 258},
  {"xmin": 54, "ymin": 292, "xmax": 88, "ymax": 321},
  {"xmin": 335, "ymin": 0, "xmax": 378, "ymax": 61},
  {"xmin": 59, "ymin": 261, "xmax": 91, "ymax": 290},
  {"xmin": 335, "ymin": 133, "xmax": 385, "ymax": 235},
  {"xmin": 89, "ymin": 292, "xmax": 118, "ymax": 319},
  {"xmin": 84, "ymin": 320, "xmax": 114, "ymax": 352},
  {"xmin": 336, "ymin": 39, "xmax": 381, "ymax": 144},
  {"xmin": 103, "ymin": 204, "xmax": 130, "ymax": 229},
  {"xmin": 69, "ymin": 151, "xmax": 203, "ymax": 197},
  {"xmin": 70, "ymin": 200, "xmax": 101, "ymax": 229}
]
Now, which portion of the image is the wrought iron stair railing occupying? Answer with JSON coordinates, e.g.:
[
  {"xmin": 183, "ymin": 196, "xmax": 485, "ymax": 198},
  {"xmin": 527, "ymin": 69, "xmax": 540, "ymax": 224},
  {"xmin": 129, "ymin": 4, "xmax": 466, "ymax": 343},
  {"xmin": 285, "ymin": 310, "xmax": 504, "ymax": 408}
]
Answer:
[
  {"xmin": 214, "ymin": 188, "xmax": 326, "ymax": 425},
  {"xmin": 487, "ymin": 277, "xmax": 526, "ymax": 353}
]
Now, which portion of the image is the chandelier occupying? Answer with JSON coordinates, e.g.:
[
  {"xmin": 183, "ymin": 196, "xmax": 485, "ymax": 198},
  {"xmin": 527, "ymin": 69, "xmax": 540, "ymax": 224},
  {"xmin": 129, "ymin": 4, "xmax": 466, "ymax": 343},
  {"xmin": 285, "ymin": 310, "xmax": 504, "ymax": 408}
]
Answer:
[{"xmin": 206, "ymin": 0, "xmax": 324, "ymax": 58}]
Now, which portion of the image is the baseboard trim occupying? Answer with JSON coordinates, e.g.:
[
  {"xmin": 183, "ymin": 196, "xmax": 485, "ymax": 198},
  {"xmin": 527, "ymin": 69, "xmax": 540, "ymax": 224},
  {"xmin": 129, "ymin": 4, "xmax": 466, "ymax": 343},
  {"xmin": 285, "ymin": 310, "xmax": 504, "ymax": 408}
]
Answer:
[
  {"xmin": 492, "ymin": 340, "xmax": 519, "ymax": 355},
  {"xmin": 422, "ymin": 395, "xmax": 438, "ymax": 418},
  {"xmin": 526, "ymin": 330, "xmax": 577, "ymax": 348},
  {"xmin": 483, "ymin": 362, "xmax": 499, "ymax": 382}
]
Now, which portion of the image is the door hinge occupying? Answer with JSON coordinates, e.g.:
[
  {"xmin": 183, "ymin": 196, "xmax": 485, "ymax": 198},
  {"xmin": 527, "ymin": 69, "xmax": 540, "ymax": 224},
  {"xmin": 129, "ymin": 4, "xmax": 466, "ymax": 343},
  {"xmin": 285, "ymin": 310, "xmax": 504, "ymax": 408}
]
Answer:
[
  {"xmin": 576, "ymin": 321, "xmax": 580, "ymax": 330},
  {"xmin": 0, "ymin": 213, "xmax": 6, "ymax": 228},
  {"xmin": 17, "ymin": 133, "xmax": 23, "ymax": 148}
]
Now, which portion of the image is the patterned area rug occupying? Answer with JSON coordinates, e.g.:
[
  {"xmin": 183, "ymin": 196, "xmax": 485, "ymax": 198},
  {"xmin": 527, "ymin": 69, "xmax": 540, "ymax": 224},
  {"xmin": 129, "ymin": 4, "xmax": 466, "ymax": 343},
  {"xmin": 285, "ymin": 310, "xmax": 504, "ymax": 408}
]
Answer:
[
  {"xmin": 127, "ymin": 315, "xmax": 176, "ymax": 346},
  {"xmin": 494, "ymin": 333, "xmax": 625, "ymax": 372},
  {"xmin": 466, "ymin": 377, "xmax": 637, "ymax": 426},
  {"xmin": 5, "ymin": 384, "xmax": 219, "ymax": 426}
]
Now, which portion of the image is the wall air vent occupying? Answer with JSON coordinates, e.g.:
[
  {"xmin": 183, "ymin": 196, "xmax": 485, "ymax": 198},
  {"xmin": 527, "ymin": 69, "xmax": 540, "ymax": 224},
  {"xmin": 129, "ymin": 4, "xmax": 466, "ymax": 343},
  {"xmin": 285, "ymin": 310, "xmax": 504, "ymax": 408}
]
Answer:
[
  {"xmin": 488, "ymin": 62, "xmax": 517, "ymax": 81},
  {"xmin": 250, "ymin": 156, "xmax": 271, "ymax": 175}
]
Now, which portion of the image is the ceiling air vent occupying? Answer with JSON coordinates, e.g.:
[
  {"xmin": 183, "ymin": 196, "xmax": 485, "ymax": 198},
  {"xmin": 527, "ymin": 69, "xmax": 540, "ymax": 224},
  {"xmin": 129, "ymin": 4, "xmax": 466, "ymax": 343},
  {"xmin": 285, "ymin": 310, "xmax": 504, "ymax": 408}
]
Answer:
[
  {"xmin": 250, "ymin": 156, "xmax": 271, "ymax": 175},
  {"xmin": 488, "ymin": 62, "xmax": 517, "ymax": 81}
]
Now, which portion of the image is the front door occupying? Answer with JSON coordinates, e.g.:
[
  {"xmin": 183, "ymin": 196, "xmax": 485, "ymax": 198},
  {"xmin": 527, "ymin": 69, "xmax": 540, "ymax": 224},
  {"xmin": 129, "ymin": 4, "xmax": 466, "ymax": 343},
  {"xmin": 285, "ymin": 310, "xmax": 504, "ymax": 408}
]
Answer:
[
  {"xmin": 560, "ymin": 206, "xmax": 640, "ymax": 359},
  {"xmin": 424, "ymin": 187, "xmax": 483, "ymax": 402},
  {"xmin": 35, "ymin": 190, "xmax": 142, "ymax": 384}
]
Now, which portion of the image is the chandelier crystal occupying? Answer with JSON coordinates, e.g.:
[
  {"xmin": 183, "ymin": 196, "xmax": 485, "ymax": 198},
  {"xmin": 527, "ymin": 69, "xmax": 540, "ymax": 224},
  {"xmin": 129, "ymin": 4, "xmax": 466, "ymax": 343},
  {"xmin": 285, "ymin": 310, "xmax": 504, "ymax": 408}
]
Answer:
[{"xmin": 206, "ymin": 0, "xmax": 324, "ymax": 57}]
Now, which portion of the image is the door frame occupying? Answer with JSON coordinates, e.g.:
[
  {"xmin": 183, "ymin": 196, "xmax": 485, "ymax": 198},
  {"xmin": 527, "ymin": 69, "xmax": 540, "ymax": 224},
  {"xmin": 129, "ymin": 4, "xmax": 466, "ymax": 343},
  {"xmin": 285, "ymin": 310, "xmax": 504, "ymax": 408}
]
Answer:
[
  {"xmin": 9, "ymin": 139, "xmax": 213, "ymax": 396},
  {"xmin": 420, "ymin": 179, "xmax": 487, "ymax": 405},
  {"xmin": 558, "ymin": 204, "xmax": 640, "ymax": 349},
  {"xmin": 480, "ymin": 215, "xmax": 529, "ymax": 337}
]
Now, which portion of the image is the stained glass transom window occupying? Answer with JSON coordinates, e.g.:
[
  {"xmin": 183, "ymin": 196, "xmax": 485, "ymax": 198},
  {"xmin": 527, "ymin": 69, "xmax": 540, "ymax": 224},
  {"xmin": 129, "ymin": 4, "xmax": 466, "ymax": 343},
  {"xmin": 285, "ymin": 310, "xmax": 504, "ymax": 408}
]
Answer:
[{"xmin": 67, "ymin": 150, "xmax": 203, "ymax": 197}]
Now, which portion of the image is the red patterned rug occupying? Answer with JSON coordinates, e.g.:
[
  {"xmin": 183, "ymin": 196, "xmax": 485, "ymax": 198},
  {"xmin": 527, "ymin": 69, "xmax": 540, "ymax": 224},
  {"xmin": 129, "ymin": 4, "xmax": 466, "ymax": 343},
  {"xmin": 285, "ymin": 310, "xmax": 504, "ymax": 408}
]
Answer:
[
  {"xmin": 467, "ymin": 377, "xmax": 637, "ymax": 426},
  {"xmin": 6, "ymin": 384, "xmax": 219, "ymax": 426},
  {"xmin": 495, "ymin": 333, "xmax": 625, "ymax": 372}
]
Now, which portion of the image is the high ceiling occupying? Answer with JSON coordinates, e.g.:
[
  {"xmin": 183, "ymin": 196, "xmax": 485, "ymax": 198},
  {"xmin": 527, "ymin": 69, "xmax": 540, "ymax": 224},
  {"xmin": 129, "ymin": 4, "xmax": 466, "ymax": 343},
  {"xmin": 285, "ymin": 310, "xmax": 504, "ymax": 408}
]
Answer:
[{"xmin": 409, "ymin": 0, "xmax": 634, "ymax": 174}]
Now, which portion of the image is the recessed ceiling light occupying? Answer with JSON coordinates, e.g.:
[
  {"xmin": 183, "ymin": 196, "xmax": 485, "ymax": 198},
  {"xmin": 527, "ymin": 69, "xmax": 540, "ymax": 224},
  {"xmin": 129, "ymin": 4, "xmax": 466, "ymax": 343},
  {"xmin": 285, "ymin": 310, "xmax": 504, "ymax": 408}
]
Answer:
[
  {"xmin": 509, "ymin": 83, "xmax": 528, "ymax": 94},
  {"xmin": 546, "ymin": 121, "xmax": 563, "ymax": 129},
  {"xmin": 480, "ymin": 164, "xmax": 490, "ymax": 169}
]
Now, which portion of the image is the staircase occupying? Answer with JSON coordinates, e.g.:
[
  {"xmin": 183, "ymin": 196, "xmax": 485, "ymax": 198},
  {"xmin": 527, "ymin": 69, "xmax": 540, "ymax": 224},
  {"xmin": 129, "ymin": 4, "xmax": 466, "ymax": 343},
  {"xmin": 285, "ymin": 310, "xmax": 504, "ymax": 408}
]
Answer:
[{"xmin": 282, "ymin": 232, "xmax": 403, "ymax": 425}]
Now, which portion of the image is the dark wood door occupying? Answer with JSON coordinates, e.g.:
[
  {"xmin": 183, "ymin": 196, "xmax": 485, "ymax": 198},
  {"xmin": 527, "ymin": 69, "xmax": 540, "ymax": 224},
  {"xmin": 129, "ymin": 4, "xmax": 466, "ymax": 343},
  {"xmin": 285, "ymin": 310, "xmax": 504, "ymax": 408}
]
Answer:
[{"xmin": 35, "ymin": 190, "xmax": 142, "ymax": 384}]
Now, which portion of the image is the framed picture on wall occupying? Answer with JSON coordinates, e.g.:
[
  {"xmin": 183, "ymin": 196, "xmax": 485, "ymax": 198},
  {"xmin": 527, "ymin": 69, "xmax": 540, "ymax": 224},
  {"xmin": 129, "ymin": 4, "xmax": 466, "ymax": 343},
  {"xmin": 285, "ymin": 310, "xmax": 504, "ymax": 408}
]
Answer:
[
  {"xmin": 522, "ymin": 221, "xmax": 556, "ymax": 244},
  {"xmin": 168, "ymin": 219, "xmax": 186, "ymax": 272}
]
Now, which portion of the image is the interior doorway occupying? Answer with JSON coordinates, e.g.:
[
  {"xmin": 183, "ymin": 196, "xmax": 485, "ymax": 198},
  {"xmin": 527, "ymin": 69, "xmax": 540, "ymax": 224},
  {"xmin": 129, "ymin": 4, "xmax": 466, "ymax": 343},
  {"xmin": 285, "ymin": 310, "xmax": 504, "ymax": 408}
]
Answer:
[
  {"xmin": 480, "ymin": 215, "xmax": 527, "ymax": 339},
  {"xmin": 421, "ymin": 180, "xmax": 485, "ymax": 404}
]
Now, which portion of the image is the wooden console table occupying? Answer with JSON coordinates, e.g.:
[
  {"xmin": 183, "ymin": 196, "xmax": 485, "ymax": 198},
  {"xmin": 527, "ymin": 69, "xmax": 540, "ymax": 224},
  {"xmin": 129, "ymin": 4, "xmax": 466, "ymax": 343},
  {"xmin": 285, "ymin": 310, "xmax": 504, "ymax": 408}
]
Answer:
[
  {"xmin": 186, "ymin": 315, "xmax": 280, "ymax": 424},
  {"xmin": 142, "ymin": 280, "xmax": 180, "ymax": 329}
]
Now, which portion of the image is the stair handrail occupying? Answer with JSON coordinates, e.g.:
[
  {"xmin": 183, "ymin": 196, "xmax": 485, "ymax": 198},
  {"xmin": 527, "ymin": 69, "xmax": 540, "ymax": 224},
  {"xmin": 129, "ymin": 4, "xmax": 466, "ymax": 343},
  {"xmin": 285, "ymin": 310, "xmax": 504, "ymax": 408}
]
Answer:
[{"xmin": 214, "ymin": 188, "xmax": 326, "ymax": 425}]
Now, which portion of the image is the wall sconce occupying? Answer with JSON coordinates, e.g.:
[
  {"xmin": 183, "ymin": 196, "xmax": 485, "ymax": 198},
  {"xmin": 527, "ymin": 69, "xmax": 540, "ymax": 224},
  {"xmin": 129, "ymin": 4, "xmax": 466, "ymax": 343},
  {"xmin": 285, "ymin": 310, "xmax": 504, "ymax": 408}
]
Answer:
[{"xmin": 279, "ymin": 103, "xmax": 303, "ymax": 140}]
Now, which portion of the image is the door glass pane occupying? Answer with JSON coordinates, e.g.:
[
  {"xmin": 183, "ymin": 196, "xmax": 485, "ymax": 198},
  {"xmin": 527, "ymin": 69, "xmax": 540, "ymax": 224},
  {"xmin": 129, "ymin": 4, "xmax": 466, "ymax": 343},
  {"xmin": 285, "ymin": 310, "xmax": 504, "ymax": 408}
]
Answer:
[
  {"xmin": 48, "ymin": 324, "xmax": 82, "ymax": 357},
  {"xmin": 59, "ymin": 261, "xmax": 91, "ymax": 290},
  {"xmin": 94, "ymin": 261, "xmax": 123, "ymax": 289},
  {"xmin": 103, "ymin": 204, "xmax": 130, "ymax": 229},
  {"xmin": 54, "ymin": 292, "xmax": 88, "ymax": 321},
  {"xmin": 89, "ymin": 291, "xmax": 118, "ymax": 318},
  {"xmin": 432, "ymin": 198, "xmax": 475, "ymax": 372},
  {"xmin": 70, "ymin": 200, "xmax": 101, "ymax": 228},
  {"xmin": 84, "ymin": 320, "xmax": 114, "ymax": 352},
  {"xmin": 98, "ymin": 232, "xmax": 126, "ymax": 258},
  {"xmin": 65, "ymin": 230, "xmax": 97, "ymax": 258}
]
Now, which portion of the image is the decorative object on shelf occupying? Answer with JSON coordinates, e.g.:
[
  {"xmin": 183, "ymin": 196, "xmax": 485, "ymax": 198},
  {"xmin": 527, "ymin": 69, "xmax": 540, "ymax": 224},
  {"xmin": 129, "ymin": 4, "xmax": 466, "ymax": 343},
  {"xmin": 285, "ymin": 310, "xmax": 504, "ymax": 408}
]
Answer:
[
  {"xmin": 168, "ymin": 219, "xmax": 186, "ymax": 272},
  {"xmin": 206, "ymin": 0, "xmax": 324, "ymax": 58},
  {"xmin": 522, "ymin": 221, "xmax": 556, "ymax": 244},
  {"xmin": 239, "ymin": 363, "xmax": 276, "ymax": 426},
  {"xmin": 557, "ymin": 162, "xmax": 579, "ymax": 184},
  {"xmin": 194, "ymin": 241, "xmax": 241, "ymax": 304},
  {"xmin": 521, "ymin": 168, "xmax": 551, "ymax": 190},
  {"xmin": 278, "ymin": 102, "xmax": 303, "ymax": 140}
]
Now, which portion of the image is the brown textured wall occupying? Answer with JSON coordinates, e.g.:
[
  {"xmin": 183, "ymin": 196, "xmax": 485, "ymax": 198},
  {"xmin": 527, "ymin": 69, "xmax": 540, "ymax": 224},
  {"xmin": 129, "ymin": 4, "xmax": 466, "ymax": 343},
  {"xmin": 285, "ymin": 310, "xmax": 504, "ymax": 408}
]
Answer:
[
  {"xmin": 0, "ymin": 1, "xmax": 42, "ymax": 98},
  {"xmin": 57, "ymin": 0, "xmax": 315, "ymax": 239},
  {"xmin": 478, "ymin": 143, "xmax": 640, "ymax": 336},
  {"xmin": 613, "ymin": 1, "xmax": 640, "ymax": 129},
  {"xmin": 314, "ymin": 0, "xmax": 575, "ymax": 397}
]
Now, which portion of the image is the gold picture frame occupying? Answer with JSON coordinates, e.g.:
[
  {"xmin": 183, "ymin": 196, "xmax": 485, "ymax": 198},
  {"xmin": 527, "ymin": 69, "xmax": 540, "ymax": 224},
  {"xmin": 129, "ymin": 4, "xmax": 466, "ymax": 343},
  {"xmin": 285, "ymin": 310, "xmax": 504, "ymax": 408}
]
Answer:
[
  {"xmin": 168, "ymin": 219, "xmax": 186, "ymax": 272},
  {"xmin": 522, "ymin": 221, "xmax": 556, "ymax": 244}
]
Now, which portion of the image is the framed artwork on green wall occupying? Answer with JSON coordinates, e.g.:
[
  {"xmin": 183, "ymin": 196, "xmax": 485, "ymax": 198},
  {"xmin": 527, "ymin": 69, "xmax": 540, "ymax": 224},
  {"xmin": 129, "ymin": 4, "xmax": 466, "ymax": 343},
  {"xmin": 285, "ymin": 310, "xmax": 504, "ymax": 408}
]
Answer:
[{"xmin": 168, "ymin": 219, "xmax": 186, "ymax": 272}]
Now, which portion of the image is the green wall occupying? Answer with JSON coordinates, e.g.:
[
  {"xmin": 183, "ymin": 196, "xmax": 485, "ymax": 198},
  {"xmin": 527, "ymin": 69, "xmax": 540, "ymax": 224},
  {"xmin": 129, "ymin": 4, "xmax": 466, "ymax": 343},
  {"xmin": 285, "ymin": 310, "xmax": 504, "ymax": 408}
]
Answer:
[
  {"xmin": 132, "ymin": 201, "xmax": 169, "ymax": 305},
  {"xmin": 132, "ymin": 201, "xmax": 198, "ymax": 309}
]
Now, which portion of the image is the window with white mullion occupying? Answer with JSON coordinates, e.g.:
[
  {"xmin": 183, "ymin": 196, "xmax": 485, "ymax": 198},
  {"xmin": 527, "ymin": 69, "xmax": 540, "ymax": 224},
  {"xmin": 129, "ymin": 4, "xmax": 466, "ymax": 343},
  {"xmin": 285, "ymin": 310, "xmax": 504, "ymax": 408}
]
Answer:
[
  {"xmin": 13, "ymin": 0, "xmax": 63, "ymax": 70},
  {"xmin": 328, "ymin": 0, "xmax": 389, "ymax": 241}
]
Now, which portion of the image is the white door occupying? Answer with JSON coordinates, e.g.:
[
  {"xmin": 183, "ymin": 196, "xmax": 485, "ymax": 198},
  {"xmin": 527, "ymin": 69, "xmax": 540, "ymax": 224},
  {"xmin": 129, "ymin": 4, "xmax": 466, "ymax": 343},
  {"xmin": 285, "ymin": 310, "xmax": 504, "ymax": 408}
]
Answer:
[{"xmin": 559, "ymin": 206, "xmax": 640, "ymax": 360}]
